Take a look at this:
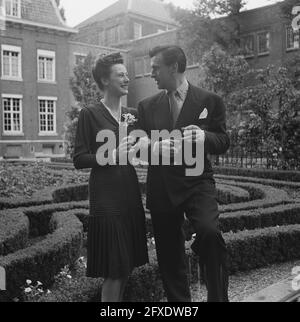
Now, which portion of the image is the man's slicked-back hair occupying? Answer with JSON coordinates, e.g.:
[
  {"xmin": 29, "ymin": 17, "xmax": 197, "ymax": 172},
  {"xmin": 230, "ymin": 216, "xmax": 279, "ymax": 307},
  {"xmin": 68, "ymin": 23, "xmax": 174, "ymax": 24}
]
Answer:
[
  {"xmin": 149, "ymin": 46, "xmax": 187, "ymax": 73},
  {"xmin": 92, "ymin": 52, "xmax": 124, "ymax": 90}
]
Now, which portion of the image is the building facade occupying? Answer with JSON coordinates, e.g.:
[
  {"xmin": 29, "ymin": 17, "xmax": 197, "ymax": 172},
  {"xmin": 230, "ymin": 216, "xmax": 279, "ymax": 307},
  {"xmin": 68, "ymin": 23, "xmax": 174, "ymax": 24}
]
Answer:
[
  {"xmin": 72, "ymin": 0, "xmax": 178, "ymax": 48},
  {"xmin": 0, "ymin": 0, "xmax": 77, "ymax": 159}
]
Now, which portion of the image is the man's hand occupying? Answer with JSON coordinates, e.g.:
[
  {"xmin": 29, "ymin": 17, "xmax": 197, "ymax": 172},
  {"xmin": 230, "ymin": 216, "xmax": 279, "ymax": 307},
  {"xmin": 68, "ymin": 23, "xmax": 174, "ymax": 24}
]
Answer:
[
  {"xmin": 182, "ymin": 125, "xmax": 205, "ymax": 144},
  {"xmin": 153, "ymin": 139, "xmax": 181, "ymax": 158}
]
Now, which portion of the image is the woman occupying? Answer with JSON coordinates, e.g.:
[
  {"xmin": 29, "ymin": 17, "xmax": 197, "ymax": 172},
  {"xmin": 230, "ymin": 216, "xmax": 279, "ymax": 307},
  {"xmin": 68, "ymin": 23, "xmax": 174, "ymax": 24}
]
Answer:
[{"xmin": 73, "ymin": 53, "xmax": 149, "ymax": 302}]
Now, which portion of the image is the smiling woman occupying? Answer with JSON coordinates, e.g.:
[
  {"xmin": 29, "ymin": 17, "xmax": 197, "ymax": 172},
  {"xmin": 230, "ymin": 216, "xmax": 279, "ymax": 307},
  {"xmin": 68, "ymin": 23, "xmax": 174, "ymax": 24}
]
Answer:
[{"xmin": 73, "ymin": 52, "xmax": 149, "ymax": 303}]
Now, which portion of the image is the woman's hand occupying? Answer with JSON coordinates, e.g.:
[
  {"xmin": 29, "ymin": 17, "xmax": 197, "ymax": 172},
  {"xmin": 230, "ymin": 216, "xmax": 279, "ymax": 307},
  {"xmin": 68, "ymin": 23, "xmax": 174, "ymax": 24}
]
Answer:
[{"xmin": 115, "ymin": 136, "xmax": 136, "ymax": 163}]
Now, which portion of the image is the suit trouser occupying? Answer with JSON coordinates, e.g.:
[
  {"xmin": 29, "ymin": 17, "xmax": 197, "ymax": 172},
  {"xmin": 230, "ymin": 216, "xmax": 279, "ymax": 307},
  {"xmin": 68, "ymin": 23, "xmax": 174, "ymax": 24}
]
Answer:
[{"xmin": 150, "ymin": 179, "xmax": 229, "ymax": 302}]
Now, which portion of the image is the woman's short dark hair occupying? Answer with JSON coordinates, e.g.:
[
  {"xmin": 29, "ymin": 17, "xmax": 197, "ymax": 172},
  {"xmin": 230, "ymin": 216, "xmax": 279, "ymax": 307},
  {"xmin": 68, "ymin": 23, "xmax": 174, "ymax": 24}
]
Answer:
[
  {"xmin": 92, "ymin": 52, "xmax": 124, "ymax": 90},
  {"xmin": 149, "ymin": 46, "xmax": 187, "ymax": 73}
]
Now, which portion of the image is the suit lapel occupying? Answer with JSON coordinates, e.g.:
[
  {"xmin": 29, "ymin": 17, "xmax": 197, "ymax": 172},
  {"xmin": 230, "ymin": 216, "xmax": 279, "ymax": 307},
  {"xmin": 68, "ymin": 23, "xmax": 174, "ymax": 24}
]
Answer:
[
  {"xmin": 175, "ymin": 84, "xmax": 206, "ymax": 129},
  {"xmin": 152, "ymin": 92, "xmax": 173, "ymax": 131}
]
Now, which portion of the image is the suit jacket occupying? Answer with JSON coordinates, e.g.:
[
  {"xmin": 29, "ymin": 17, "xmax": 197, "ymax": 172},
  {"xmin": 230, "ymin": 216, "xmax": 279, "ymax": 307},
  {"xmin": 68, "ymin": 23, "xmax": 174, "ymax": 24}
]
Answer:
[{"xmin": 137, "ymin": 83, "xmax": 230, "ymax": 211}]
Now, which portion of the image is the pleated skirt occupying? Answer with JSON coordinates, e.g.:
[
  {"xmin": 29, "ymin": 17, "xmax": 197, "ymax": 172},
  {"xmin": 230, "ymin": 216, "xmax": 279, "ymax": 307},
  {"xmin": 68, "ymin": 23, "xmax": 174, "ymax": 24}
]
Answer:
[{"xmin": 86, "ymin": 166, "xmax": 149, "ymax": 279}]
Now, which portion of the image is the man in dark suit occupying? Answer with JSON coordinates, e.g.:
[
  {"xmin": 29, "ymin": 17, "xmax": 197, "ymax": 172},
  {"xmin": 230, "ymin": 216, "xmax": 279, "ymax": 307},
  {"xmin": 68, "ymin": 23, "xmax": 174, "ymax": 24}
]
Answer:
[{"xmin": 136, "ymin": 46, "xmax": 230, "ymax": 302}]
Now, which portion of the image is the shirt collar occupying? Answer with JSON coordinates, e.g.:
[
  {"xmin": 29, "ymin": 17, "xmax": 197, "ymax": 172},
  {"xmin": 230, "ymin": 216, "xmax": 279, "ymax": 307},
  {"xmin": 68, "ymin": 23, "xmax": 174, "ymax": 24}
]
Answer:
[{"xmin": 175, "ymin": 78, "xmax": 189, "ymax": 101}]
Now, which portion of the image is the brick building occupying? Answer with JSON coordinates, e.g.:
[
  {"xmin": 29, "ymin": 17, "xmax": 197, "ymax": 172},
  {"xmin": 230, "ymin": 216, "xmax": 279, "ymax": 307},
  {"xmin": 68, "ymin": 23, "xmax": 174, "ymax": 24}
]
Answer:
[
  {"xmin": 72, "ymin": 0, "xmax": 178, "ymax": 48},
  {"xmin": 73, "ymin": 1, "xmax": 300, "ymax": 108},
  {"xmin": 0, "ymin": 0, "xmax": 77, "ymax": 159}
]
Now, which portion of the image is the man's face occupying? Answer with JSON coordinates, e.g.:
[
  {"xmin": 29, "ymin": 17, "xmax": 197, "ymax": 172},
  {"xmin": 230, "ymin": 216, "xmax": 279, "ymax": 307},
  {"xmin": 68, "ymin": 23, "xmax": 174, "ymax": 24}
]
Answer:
[{"xmin": 150, "ymin": 53, "xmax": 173, "ymax": 91}]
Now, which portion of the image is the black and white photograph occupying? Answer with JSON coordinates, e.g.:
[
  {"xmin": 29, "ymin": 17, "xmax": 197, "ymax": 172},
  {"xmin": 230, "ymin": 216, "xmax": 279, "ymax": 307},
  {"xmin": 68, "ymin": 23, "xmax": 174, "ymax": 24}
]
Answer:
[{"xmin": 0, "ymin": 0, "xmax": 299, "ymax": 308}]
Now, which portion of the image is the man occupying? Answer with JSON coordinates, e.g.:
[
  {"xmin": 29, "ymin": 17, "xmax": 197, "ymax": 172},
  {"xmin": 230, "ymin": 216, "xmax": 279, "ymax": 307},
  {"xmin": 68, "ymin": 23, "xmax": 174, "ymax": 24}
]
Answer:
[{"xmin": 137, "ymin": 46, "xmax": 230, "ymax": 302}]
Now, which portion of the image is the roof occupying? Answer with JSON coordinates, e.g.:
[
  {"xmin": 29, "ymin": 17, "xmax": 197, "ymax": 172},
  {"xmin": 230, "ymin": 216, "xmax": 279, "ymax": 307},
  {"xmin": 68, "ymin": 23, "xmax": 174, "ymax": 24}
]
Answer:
[
  {"xmin": 15, "ymin": 0, "xmax": 66, "ymax": 27},
  {"xmin": 77, "ymin": 0, "xmax": 177, "ymax": 28}
]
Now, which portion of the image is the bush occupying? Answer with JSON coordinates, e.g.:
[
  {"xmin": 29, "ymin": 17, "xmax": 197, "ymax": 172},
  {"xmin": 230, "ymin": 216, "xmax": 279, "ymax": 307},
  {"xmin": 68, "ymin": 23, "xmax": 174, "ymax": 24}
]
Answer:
[
  {"xmin": 52, "ymin": 184, "xmax": 89, "ymax": 203},
  {"xmin": 0, "ymin": 211, "xmax": 83, "ymax": 299},
  {"xmin": 214, "ymin": 166, "xmax": 300, "ymax": 182},
  {"xmin": 0, "ymin": 209, "xmax": 29, "ymax": 256}
]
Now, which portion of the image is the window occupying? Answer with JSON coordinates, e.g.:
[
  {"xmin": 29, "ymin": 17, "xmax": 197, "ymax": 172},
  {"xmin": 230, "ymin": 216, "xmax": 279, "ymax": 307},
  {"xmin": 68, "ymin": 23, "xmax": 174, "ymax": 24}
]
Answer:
[
  {"xmin": 106, "ymin": 25, "xmax": 122, "ymax": 45},
  {"xmin": 1, "ymin": 45, "xmax": 22, "ymax": 80},
  {"xmin": 38, "ymin": 97, "xmax": 57, "ymax": 135},
  {"xmin": 4, "ymin": 0, "xmax": 21, "ymax": 18},
  {"xmin": 134, "ymin": 58, "xmax": 144, "ymax": 77},
  {"xmin": 286, "ymin": 26, "xmax": 300, "ymax": 50},
  {"xmin": 240, "ymin": 35, "xmax": 255, "ymax": 57},
  {"xmin": 2, "ymin": 94, "xmax": 23, "ymax": 135},
  {"xmin": 74, "ymin": 53, "xmax": 87, "ymax": 65},
  {"xmin": 257, "ymin": 31, "xmax": 270, "ymax": 55},
  {"xmin": 37, "ymin": 50, "xmax": 55, "ymax": 82},
  {"xmin": 133, "ymin": 23, "xmax": 142, "ymax": 39}
]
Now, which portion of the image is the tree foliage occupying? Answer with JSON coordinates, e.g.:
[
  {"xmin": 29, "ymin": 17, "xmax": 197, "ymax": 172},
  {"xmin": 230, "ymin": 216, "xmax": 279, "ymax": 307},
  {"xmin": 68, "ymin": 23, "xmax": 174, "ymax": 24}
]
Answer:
[
  {"xmin": 167, "ymin": 0, "xmax": 246, "ymax": 62},
  {"xmin": 64, "ymin": 53, "xmax": 102, "ymax": 157},
  {"xmin": 199, "ymin": 45, "xmax": 300, "ymax": 169}
]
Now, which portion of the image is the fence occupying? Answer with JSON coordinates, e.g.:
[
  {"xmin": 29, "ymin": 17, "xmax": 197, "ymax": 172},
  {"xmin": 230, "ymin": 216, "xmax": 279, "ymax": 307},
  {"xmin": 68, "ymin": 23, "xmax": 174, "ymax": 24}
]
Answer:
[{"xmin": 213, "ymin": 149, "xmax": 299, "ymax": 171}]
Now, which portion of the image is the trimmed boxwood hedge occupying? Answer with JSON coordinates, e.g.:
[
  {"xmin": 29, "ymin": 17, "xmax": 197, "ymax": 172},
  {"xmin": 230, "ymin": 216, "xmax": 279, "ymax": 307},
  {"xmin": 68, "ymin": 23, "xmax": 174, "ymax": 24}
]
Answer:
[
  {"xmin": 213, "ymin": 166, "xmax": 300, "ymax": 182},
  {"xmin": 215, "ymin": 174, "xmax": 300, "ymax": 189},
  {"xmin": 134, "ymin": 165, "xmax": 300, "ymax": 183},
  {"xmin": 33, "ymin": 223, "xmax": 300, "ymax": 302},
  {"xmin": 52, "ymin": 184, "xmax": 89, "ymax": 203},
  {"xmin": 0, "ymin": 209, "xmax": 29, "ymax": 256},
  {"xmin": 217, "ymin": 181, "xmax": 290, "ymax": 213},
  {"xmin": 0, "ymin": 211, "xmax": 83, "ymax": 299},
  {"xmin": 219, "ymin": 203, "xmax": 300, "ymax": 233},
  {"xmin": 0, "ymin": 188, "xmax": 54, "ymax": 210},
  {"xmin": 217, "ymin": 183, "xmax": 250, "ymax": 204}
]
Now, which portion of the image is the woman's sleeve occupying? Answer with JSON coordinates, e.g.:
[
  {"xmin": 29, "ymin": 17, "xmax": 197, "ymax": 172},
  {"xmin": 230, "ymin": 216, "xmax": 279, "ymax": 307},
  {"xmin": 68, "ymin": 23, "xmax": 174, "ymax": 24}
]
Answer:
[{"xmin": 73, "ymin": 108, "xmax": 99, "ymax": 169}]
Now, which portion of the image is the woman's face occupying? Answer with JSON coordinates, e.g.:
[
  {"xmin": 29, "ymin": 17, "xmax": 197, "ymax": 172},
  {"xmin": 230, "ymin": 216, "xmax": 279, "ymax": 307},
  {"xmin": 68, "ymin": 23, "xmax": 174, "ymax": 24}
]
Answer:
[{"xmin": 104, "ymin": 64, "xmax": 130, "ymax": 97}]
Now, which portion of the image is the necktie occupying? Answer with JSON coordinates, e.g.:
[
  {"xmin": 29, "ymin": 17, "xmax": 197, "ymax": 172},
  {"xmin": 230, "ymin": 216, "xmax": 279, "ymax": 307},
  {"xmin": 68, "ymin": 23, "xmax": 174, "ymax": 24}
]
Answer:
[{"xmin": 168, "ymin": 91, "xmax": 180, "ymax": 128}]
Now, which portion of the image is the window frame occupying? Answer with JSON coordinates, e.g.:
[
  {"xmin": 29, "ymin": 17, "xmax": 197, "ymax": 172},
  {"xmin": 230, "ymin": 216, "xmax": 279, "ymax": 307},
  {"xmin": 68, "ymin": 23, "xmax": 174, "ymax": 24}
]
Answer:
[
  {"xmin": 257, "ymin": 31, "xmax": 270, "ymax": 56},
  {"xmin": 38, "ymin": 96, "xmax": 57, "ymax": 136},
  {"xmin": 1, "ymin": 94, "xmax": 23, "ymax": 136},
  {"xmin": 240, "ymin": 34, "xmax": 255, "ymax": 58},
  {"xmin": 286, "ymin": 25, "xmax": 300, "ymax": 51},
  {"xmin": 4, "ymin": 0, "xmax": 21, "ymax": 18},
  {"xmin": 37, "ymin": 49, "xmax": 56, "ymax": 83},
  {"xmin": 1, "ymin": 44, "xmax": 22, "ymax": 81}
]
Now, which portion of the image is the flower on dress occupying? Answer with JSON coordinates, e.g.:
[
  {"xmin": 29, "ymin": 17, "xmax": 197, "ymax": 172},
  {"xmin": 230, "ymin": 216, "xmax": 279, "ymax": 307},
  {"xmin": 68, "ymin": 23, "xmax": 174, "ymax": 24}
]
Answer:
[{"xmin": 122, "ymin": 113, "xmax": 137, "ymax": 126}]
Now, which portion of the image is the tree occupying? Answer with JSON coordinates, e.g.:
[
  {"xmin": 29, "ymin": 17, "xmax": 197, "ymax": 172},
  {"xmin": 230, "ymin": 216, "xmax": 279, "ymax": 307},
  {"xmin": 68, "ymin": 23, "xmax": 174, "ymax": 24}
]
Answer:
[
  {"xmin": 167, "ymin": 0, "xmax": 246, "ymax": 62},
  {"xmin": 64, "ymin": 53, "xmax": 102, "ymax": 157}
]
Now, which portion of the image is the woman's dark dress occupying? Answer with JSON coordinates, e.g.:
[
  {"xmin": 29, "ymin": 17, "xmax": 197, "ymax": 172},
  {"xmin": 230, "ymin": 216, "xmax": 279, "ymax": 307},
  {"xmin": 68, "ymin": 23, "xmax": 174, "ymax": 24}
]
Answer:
[{"xmin": 73, "ymin": 102, "xmax": 149, "ymax": 279}]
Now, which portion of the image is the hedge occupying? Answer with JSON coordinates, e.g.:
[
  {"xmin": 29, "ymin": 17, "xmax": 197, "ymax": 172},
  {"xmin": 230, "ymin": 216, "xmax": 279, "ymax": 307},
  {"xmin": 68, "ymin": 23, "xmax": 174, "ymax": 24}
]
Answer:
[
  {"xmin": 215, "ymin": 174, "xmax": 300, "ymax": 189},
  {"xmin": 219, "ymin": 203, "xmax": 300, "ymax": 233},
  {"xmin": 213, "ymin": 166, "xmax": 300, "ymax": 182},
  {"xmin": 217, "ymin": 181, "xmax": 290, "ymax": 213},
  {"xmin": 0, "ymin": 211, "xmax": 83, "ymax": 299},
  {"xmin": 34, "ymin": 224, "xmax": 300, "ymax": 302},
  {"xmin": 217, "ymin": 183, "xmax": 250, "ymax": 204},
  {"xmin": 0, "ymin": 209, "xmax": 29, "ymax": 256},
  {"xmin": 52, "ymin": 184, "xmax": 89, "ymax": 203},
  {"xmin": 0, "ymin": 188, "xmax": 54, "ymax": 210},
  {"xmin": 134, "ymin": 165, "xmax": 300, "ymax": 183}
]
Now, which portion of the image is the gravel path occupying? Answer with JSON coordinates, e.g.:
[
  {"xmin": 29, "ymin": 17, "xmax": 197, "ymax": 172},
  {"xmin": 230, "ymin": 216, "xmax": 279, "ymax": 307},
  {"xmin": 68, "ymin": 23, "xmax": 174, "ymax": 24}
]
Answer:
[{"xmin": 190, "ymin": 260, "xmax": 300, "ymax": 302}]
